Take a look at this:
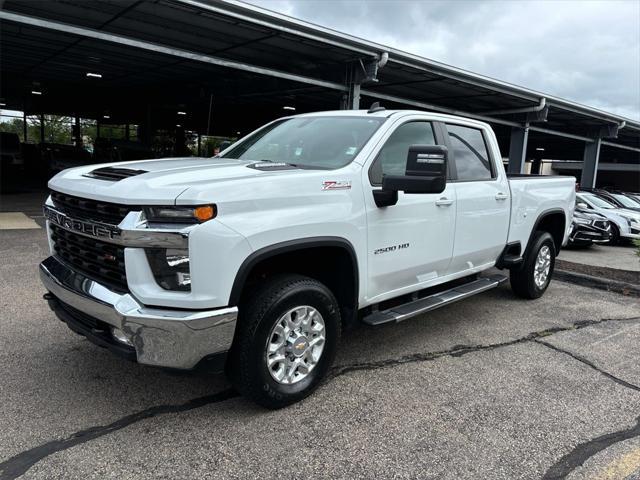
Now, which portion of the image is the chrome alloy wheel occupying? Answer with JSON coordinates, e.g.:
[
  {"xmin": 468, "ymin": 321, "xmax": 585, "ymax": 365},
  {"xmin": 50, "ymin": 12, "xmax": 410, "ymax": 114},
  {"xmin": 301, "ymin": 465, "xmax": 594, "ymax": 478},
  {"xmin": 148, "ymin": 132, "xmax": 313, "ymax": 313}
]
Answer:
[
  {"xmin": 534, "ymin": 245, "xmax": 552, "ymax": 288},
  {"xmin": 265, "ymin": 306, "xmax": 326, "ymax": 385}
]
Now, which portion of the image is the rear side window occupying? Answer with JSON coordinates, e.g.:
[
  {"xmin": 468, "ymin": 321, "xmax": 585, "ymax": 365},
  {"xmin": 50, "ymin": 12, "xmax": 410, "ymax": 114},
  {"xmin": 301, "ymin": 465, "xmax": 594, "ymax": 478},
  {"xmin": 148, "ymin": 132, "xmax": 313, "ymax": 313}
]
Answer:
[
  {"xmin": 369, "ymin": 121, "xmax": 436, "ymax": 185},
  {"xmin": 446, "ymin": 124, "xmax": 493, "ymax": 181}
]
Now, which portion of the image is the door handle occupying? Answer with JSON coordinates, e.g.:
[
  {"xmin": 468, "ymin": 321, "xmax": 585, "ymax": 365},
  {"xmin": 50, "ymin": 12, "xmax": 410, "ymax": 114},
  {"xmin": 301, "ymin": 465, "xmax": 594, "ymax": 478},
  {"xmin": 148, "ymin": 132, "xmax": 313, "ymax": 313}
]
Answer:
[
  {"xmin": 435, "ymin": 197, "xmax": 454, "ymax": 206},
  {"xmin": 495, "ymin": 192, "xmax": 509, "ymax": 201}
]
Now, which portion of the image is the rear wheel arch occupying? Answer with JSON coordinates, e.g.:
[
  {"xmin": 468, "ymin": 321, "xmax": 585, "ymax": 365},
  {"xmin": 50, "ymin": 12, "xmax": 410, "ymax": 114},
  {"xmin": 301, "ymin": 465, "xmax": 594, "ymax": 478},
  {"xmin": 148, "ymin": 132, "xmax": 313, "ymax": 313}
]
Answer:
[{"xmin": 527, "ymin": 209, "xmax": 566, "ymax": 255}]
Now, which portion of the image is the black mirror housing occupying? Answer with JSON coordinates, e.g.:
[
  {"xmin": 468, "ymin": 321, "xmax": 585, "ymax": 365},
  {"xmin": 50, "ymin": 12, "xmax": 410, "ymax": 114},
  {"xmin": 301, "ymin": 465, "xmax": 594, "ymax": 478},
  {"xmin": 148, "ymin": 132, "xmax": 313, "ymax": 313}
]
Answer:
[
  {"xmin": 381, "ymin": 144, "xmax": 448, "ymax": 196},
  {"xmin": 406, "ymin": 144, "xmax": 447, "ymax": 178}
]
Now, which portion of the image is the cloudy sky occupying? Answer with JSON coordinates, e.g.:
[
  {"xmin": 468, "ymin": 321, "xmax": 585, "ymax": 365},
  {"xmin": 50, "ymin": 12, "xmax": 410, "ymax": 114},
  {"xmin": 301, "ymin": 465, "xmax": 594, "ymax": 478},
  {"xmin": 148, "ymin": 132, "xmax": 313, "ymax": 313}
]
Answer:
[{"xmin": 248, "ymin": 0, "xmax": 640, "ymax": 120}]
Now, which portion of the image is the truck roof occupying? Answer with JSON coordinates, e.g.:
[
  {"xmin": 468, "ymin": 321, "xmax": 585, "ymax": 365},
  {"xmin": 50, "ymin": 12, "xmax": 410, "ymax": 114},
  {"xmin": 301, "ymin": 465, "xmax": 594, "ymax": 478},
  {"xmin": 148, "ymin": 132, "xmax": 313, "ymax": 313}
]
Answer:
[{"xmin": 293, "ymin": 109, "xmax": 490, "ymax": 128}]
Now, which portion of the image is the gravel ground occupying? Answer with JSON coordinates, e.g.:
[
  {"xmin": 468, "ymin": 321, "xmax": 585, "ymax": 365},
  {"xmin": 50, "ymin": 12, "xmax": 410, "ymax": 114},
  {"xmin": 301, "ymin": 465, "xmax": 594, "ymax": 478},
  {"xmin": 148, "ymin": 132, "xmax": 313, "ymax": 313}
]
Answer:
[{"xmin": 1, "ymin": 225, "xmax": 640, "ymax": 480}]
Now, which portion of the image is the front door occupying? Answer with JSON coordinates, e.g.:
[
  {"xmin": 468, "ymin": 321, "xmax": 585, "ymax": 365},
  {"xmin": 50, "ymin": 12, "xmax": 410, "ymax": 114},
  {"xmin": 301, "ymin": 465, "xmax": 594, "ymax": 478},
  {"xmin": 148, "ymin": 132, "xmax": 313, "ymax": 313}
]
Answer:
[{"xmin": 364, "ymin": 118, "xmax": 456, "ymax": 303}]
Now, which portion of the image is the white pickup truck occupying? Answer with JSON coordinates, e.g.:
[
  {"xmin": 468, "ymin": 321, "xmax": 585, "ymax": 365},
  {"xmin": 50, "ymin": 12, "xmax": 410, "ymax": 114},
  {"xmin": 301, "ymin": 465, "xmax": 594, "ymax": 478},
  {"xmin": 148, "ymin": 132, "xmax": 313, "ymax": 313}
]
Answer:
[{"xmin": 40, "ymin": 107, "xmax": 575, "ymax": 408}]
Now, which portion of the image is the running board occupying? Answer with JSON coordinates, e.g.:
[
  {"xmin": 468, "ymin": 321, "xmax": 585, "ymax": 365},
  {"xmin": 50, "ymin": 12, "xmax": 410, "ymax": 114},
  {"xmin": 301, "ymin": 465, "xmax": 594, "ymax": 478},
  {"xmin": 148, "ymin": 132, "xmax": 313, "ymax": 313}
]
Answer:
[{"xmin": 362, "ymin": 274, "xmax": 508, "ymax": 326}]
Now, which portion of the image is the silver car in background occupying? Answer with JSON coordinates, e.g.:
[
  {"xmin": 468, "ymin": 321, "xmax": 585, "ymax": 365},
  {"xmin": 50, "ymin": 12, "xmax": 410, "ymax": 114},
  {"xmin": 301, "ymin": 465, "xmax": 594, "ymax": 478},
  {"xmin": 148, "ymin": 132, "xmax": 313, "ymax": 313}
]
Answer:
[{"xmin": 576, "ymin": 192, "xmax": 640, "ymax": 245}]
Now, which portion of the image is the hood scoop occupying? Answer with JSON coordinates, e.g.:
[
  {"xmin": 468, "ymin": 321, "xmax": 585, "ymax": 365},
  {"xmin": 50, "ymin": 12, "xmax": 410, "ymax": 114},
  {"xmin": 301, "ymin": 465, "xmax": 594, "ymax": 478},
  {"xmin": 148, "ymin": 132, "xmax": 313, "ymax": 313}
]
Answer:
[{"xmin": 84, "ymin": 166, "xmax": 148, "ymax": 181}]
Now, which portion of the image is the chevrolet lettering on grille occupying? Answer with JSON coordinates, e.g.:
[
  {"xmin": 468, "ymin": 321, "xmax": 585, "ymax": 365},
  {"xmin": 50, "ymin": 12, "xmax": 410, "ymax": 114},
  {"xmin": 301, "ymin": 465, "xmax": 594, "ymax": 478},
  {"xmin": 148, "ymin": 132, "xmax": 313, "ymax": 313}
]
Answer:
[{"xmin": 44, "ymin": 205, "xmax": 121, "ymax": 241}]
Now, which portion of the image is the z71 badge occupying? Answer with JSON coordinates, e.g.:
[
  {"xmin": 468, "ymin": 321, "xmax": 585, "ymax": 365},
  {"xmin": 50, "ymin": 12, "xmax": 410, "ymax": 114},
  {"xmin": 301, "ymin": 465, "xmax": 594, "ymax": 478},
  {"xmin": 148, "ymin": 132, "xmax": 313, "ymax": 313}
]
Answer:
[{"xmin": 322, "ymin": 180, "xmax": 352, "ymax": 191}]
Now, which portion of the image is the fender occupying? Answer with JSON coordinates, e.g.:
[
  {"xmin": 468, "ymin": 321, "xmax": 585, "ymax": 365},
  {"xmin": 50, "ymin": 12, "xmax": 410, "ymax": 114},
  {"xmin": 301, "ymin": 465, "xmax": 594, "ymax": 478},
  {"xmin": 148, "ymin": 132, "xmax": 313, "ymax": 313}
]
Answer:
[
  {"xmin": 228, "ymin": 236, "xmax": 359, "ymax": 307},
  {"xmin": 524, "ymin": 208, "xmax": 566, "ymax": 255}
]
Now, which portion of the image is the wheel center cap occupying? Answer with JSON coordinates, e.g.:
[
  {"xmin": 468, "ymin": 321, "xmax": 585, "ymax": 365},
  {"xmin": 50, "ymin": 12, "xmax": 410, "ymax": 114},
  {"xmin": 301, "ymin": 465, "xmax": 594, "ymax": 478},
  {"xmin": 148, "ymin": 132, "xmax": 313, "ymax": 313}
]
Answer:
[{"xmin": 292, "ymin": 336, "xmax": 309, "ymax": 357}]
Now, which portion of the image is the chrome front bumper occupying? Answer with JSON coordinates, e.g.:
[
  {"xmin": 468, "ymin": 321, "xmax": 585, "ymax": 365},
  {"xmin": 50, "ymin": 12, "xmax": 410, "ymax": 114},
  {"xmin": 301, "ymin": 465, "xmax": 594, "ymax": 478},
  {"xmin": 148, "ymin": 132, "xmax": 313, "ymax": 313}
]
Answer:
[{"xmin": 40, "ymin": 256, "xmax": 238, "ymax": 370}]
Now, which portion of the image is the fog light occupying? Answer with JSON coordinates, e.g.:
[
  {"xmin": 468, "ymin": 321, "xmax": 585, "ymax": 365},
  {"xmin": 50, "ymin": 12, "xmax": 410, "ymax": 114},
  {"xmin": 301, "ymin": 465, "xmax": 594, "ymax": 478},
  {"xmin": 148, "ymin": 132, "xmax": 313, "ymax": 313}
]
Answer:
[
  {"xmin": 111, "ymin": 327, "xmax": 133, "ymax": 346},
  {"xmin": 145, "ymin": 248, "xmax": 191, "ymax": 291}
]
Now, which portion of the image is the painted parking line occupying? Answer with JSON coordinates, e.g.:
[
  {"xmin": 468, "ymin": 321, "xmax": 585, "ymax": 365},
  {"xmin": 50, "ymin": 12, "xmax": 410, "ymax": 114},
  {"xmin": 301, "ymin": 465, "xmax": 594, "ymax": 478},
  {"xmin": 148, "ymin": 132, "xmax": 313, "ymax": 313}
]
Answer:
[{"xmin": 0, "ymin": 212, "xmax": 41, "ymax": 230}]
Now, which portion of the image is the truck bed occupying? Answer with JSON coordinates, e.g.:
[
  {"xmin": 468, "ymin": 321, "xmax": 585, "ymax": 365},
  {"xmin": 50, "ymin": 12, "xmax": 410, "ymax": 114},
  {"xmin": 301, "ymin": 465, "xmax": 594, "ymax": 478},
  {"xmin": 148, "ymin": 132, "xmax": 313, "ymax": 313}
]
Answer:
[{"xmin": 507, "ymin": 175, "xmax": 576, "ymax": 251}]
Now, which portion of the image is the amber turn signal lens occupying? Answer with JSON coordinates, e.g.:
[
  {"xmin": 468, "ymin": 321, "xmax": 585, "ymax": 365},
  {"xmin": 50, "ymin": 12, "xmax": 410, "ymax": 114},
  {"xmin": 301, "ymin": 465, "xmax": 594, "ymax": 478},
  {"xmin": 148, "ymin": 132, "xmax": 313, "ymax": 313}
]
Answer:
[{"xmin": 193, "ymin": 205, "xmax": 216, "ymax": 222}]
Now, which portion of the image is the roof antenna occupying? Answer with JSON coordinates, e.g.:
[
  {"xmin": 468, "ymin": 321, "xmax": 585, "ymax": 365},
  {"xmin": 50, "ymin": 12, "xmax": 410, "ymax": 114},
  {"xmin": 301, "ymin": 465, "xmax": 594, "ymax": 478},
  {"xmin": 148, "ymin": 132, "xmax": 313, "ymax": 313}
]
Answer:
[{"xmin": 367, "ymin": 102, "xmax": 385, "ymax": 114}]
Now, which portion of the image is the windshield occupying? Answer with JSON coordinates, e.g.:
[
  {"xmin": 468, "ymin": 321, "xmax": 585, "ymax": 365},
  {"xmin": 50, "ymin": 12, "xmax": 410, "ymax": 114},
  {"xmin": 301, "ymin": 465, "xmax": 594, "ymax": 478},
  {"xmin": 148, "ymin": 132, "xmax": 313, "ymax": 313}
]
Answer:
[
  {"xmin": 221, "ymin": 116, "xmax": 385, "ymax": 169},
  {"xmin": 612, "ymin": 193, "xmax": 640, "ymax": 208},
  {"xmin": 579, "ymin": 193, "xmax": 615, "ymax": 209}
]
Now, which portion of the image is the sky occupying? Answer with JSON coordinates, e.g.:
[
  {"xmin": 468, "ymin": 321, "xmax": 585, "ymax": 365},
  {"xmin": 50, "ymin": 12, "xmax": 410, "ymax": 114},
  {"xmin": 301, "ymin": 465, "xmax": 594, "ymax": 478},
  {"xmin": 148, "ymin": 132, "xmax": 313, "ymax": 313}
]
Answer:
[{"xmin": 247, "ymin": 0, "xmax": 640, "ymax": 120}]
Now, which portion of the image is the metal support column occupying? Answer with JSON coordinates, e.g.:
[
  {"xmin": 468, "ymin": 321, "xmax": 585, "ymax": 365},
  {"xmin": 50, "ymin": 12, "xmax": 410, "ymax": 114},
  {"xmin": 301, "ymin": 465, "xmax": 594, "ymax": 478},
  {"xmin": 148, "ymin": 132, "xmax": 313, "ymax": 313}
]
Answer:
[
  {"xmin": 23, "ymin": 111, "xmax": 27, "ymax": 142},
  {"xmin": 348, "ymin": 82, "xmax": 361, "ymax": 110},
  {"xmin": 581, "ymin": 138, "xmax": 602, "ymax": 189},
  {"xmin": 508, "ymin": 125, "xmax": 529, "ymax": 174},
  {"xmin": 39, "ymin": 113, "xmax": 45, "ymax": 143},
  {"xmin": 74, "ymin": 115, "xmax": 81, "ymax": 147}
]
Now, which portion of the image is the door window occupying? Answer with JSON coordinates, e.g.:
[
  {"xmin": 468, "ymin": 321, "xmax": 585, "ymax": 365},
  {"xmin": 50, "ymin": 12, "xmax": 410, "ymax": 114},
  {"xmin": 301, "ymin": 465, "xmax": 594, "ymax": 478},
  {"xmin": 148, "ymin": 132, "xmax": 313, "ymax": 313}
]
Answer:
[
  {"xmin": 446, "ymin": 124, "xmax": 493, "ymax": 181},
  {"xmin": 369, "ymin": 121, "xmax": 436, "ymax": 185}
]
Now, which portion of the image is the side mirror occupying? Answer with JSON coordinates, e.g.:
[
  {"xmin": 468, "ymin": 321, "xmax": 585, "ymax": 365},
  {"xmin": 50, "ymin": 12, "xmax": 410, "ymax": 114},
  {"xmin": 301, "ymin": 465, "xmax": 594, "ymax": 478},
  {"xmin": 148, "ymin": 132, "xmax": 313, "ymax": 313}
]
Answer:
[
  {"xmin": 373, "ymin": 145, "xmax": 448, "ymax": 207},
  {"xmin": 577, "ymin": 202, "xmax": 589, "ymax": 209}
]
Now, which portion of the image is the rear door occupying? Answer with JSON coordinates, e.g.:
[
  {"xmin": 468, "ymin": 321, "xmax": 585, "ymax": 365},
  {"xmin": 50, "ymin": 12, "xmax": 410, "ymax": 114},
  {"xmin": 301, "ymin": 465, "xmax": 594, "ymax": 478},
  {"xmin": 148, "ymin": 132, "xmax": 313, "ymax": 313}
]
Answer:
[
  {"xmin": 444, "ymin": 123, "xmax": 510, "ymax": 274},
  {"xmin": 363, "ymin": 117, "xmax": 456, "ymax": 303}
]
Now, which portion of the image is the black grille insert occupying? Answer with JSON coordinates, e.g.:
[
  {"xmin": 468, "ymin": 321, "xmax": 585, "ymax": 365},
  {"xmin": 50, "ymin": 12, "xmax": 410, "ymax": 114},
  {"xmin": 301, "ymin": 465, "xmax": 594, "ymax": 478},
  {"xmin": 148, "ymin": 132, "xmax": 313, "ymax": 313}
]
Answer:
[
  {"xmin": 51, "ymin": 190, "xmax": 136, "ymax": 225},
  {"xmin": 50, "ymin": 224, "xmax": 127, "ymax": 292},
  {"xmin": 593, "ymin": 220, "xmax": 608, "ymax": 229}
]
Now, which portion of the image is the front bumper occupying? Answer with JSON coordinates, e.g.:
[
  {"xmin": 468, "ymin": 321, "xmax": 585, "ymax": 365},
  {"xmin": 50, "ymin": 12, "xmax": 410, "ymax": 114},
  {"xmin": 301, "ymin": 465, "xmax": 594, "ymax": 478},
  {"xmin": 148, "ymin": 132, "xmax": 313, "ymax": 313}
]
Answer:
[
  {"xmin": 569, "ymin": 224, "xmax": 611, "ymax": 244},
  {"xmin": 40, "ymin": 256, "xmax": 237, "ymax": 370},
  {"xmin": 621, "ymin": 223, "xmax": 640, "ymax": 239}
]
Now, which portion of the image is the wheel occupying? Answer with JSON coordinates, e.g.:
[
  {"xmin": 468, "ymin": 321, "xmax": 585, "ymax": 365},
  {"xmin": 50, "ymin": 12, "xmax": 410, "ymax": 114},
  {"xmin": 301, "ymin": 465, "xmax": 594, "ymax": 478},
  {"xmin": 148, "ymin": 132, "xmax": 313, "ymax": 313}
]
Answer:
[
  {"xmin": 510, "ymin": 231, "xmax": 555, "ymax": 299},
  {"xmin": 608, "ymin": 224, "xmax": 620, "ymax": 246},
  {"xmin": 226, "ymin": 274, "xmax": 341, "ymax": 409}
]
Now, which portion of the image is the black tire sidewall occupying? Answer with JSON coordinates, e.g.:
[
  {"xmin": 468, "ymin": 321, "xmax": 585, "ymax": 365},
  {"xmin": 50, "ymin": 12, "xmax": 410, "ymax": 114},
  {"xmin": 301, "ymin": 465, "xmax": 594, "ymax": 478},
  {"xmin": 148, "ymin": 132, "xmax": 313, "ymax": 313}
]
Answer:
[
  {"xmin": 608, "ymin": 224, "xmax": 620, "ymax": 245},
  {"xmin": 244, "ymin": 280, "xmax": 340, "ymax": 406},
  {"xmin": 526, "ymin": 233, "xmax": 555, "ymax": 297}
]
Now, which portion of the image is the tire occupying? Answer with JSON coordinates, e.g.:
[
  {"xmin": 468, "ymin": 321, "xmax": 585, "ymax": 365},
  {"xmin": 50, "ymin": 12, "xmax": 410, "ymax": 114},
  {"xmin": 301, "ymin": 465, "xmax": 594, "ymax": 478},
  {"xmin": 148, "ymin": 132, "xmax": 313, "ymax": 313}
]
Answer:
[
  {"xmin": 510, "ymin": 231, "xmax": 555, "ymax": 299},
  {"xmin": 226, "ymin": 274, "xmax": 341, "ymax": 409},
  {"xmin": 608, "ymin": 224, "xmax": 620, "ymax": 246}
]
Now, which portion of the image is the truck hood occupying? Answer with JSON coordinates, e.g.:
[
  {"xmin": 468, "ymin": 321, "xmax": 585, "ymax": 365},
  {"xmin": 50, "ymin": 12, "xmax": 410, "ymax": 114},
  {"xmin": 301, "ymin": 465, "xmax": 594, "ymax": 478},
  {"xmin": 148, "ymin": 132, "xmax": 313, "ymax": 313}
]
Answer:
[{"xmin": 47, "ymin": 157, "xmax": 303, "ymax": 204}]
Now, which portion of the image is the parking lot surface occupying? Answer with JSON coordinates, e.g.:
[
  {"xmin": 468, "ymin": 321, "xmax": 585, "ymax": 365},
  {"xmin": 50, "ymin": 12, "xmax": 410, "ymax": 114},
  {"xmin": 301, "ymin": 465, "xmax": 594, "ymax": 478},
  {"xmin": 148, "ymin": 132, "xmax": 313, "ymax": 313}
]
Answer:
[{"xmin": 1, "ymin": 209, "xmax": 640, "ymax": 479}]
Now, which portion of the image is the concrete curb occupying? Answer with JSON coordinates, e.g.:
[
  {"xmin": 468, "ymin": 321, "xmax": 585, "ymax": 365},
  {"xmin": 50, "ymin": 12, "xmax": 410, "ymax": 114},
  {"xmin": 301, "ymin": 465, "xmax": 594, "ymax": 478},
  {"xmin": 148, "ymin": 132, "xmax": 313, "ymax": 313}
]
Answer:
[
  {"xmin": 555, "ymin": 269, "xmax": 640, "ymax": 297},
  {"xmin": 556, "ymin": 259, "xmax": 640, "ymax": 285}
]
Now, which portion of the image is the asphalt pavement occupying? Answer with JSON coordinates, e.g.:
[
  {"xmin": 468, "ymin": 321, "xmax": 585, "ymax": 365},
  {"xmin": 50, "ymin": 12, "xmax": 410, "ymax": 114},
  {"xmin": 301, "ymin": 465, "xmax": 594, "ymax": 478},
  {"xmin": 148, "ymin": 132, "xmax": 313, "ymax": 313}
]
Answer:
[{"xmin": 1, "ymin": 222, "xmax": 640, "ymax": 479}]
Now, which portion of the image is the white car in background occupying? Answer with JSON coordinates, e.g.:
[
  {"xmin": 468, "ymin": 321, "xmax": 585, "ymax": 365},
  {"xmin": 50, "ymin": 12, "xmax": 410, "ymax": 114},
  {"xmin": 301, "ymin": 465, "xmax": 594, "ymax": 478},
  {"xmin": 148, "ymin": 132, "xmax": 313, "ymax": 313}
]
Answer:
[{"xmin": 576, "ymin": 192, "xmax": 640, "ymax": 244}]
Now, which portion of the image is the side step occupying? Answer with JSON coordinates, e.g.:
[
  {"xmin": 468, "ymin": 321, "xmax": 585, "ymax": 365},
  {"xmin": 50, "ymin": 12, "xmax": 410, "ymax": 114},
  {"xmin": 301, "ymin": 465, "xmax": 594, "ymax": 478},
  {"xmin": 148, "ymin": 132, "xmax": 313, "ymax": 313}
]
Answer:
[{"xmin": 362, "ymin": 274, "xmax": 508, "ymax": 326}]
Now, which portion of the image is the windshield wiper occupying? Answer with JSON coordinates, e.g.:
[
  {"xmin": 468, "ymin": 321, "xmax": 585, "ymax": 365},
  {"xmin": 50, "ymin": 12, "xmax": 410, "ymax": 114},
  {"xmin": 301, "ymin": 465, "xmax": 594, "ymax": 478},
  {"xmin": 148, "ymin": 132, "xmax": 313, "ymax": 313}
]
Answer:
[{"xmin": 257, "ymin": 159, "xmax": 300, "ymax": 167}]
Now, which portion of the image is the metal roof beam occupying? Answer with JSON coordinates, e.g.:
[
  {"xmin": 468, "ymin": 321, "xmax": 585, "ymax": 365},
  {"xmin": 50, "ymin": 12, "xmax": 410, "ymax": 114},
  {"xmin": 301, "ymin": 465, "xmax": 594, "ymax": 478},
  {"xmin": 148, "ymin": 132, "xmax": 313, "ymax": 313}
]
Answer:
[
  {"xmin": 601, "ymin": 141, "xmax": 640, "ymax": 153},
  {"xmin": 0, "ymin": 10, "xmax": 348, "ymax": 93},
  {"xmin": 359, "ymin": 89, "xmax": 520, "ymax": 127},
  {"xmin": 172, "ymin": 0, "xmax": 379, "ymax": 57},
  {"xmin": 528, "ymin": 126, "xmax": 594, "ymax": 143},
  {"xmin": 360, "ymin": 89, "xmax": 603, "ymax": 144}
]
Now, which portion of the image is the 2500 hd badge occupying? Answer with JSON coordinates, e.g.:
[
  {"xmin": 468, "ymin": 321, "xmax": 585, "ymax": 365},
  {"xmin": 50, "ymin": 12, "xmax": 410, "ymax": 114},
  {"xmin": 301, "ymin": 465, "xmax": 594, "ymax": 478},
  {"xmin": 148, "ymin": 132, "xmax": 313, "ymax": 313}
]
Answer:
[{"xmin": 374, "ymin": 243, "xmax": 410, "ymax": 255}]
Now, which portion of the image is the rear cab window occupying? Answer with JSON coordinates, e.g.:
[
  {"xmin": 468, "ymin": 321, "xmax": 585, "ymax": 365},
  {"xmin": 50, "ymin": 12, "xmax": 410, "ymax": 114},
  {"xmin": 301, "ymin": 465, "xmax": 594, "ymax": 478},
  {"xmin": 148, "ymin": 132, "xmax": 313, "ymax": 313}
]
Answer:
[{"xmin": 446, "ymin": 124, "xmax": 494, "ymax": 181}]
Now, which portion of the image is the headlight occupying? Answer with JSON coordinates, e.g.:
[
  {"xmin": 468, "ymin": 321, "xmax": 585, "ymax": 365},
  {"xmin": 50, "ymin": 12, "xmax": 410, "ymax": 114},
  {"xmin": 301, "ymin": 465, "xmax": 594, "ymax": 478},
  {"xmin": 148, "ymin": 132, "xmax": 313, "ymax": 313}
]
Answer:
[
  {"xmin": 144, "ymin": 205, "xmax": 216, "ymax": 224},
  {"xmin": 145, "ymin": 248, "xmax": 191, "ymax": 291},
  {"xmin": 573, "ymin": 217, "xmax": 591, "ymax": 225}
]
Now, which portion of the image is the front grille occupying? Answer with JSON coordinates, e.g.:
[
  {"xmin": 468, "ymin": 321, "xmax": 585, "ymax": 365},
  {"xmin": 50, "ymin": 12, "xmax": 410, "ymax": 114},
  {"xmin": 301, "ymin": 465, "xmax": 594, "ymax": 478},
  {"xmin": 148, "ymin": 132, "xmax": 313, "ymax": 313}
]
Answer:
[
  {"xmin": 50, "ymin": 224, "xmax": 127, "ymax": 292},
  {"xmin": 51, "ymin": 190, "xmax": 136, "ymax": 225}
]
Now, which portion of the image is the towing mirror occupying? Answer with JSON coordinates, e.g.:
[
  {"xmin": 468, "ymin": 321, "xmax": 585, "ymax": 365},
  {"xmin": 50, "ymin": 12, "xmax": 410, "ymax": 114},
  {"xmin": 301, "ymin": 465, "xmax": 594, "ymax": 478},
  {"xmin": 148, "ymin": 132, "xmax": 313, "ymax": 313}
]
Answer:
[{"xmin": 374, "ymin": 145, "xmax": 448, "ymax": 207}]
